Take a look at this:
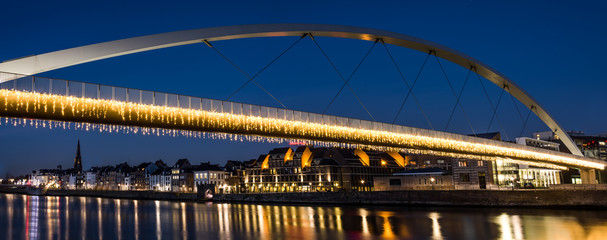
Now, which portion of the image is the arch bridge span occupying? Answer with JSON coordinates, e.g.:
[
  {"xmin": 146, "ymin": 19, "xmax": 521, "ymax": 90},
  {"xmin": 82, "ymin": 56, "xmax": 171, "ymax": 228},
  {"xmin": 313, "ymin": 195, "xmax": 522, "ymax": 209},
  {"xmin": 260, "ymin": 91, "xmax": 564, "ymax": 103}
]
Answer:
[
  {"xmin": 0, "ymin": 24, "xmax": 601, "ymax": 171},
  {"xmin": 0, "ymin": 23, "xmax": 582, "ymax": 156}
]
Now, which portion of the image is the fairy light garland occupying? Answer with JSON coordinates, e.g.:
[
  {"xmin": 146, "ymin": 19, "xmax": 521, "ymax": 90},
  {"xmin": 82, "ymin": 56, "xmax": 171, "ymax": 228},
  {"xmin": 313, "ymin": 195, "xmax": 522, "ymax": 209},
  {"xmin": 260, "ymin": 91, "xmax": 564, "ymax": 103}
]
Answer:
[{"xmin": 0, "ymin": 89, "xmax": 604, "ymax": 170}]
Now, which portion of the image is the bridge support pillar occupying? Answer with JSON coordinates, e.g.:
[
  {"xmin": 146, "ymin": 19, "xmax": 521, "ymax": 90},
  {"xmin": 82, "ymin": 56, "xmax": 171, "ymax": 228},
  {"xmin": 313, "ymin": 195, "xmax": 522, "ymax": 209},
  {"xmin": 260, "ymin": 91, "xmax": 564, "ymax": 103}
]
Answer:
[{"xmin": 580, "ymin": 169, "xmax": 597, "ymax": 184}]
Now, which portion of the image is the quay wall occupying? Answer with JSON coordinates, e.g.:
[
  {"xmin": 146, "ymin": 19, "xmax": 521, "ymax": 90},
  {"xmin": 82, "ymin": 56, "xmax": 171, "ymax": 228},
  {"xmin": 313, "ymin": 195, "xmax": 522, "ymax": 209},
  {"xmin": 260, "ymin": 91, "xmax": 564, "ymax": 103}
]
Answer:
[
  {"xmin": 45, "ymin": 190, "xmax": 200, "ymax": 201},
  {"xmin": 214, "ymin": 190, "xmax": 607, "ymax": 208},
  {"xmin": 0, "ymin": 186, "xmax": 200, "ymax": 201},
  {"xmin": 3, "ymin": 185, "xmax": 607, "ymax": 208}
]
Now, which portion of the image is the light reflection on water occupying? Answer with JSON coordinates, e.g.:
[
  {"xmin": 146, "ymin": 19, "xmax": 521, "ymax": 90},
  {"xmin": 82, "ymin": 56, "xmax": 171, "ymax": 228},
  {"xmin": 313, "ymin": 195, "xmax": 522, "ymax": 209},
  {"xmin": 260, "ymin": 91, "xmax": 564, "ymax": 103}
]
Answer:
[{"xmin": 1, "ymin": 193, "xmax": 607, "ymax": 240}]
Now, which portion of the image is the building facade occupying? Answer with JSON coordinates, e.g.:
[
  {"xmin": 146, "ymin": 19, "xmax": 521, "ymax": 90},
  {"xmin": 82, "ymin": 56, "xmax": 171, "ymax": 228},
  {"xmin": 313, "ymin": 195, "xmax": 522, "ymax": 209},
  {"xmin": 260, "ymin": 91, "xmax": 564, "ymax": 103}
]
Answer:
[{"xmin": 239, "ymin": 146, "xmax": 405, "ymax": 193}]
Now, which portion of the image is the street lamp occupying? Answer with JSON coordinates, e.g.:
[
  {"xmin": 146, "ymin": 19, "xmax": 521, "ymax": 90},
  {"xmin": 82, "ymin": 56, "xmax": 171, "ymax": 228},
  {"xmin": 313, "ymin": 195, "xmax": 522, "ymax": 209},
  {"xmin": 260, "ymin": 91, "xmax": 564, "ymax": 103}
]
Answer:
[{"xmin": 510, "ymin": 177, "xmax": 515, "ymax": 190}]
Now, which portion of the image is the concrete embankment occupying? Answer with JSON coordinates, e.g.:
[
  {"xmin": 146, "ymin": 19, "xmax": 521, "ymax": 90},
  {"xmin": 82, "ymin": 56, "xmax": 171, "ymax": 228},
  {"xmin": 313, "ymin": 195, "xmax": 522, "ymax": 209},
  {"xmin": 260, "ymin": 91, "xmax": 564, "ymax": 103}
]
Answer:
[
  {"xmin": 45, "ymin": 190, "xmax": 201, "ymax": 201},
  {"xmin": 0, "ymin": 186, "xmax": 201, "ymax": 201},
  {"xmin": 214, "ymin": 190, "xmax": 607, "ymax": 208}
]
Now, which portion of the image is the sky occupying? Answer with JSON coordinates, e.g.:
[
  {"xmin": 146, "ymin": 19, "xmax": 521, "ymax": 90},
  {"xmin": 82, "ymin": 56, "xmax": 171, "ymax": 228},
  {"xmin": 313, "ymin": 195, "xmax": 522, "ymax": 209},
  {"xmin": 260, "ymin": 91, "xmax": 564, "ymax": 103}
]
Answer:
[{"xmin": 0, "ymin": 0, "xmax": 605, "ymax": 176}]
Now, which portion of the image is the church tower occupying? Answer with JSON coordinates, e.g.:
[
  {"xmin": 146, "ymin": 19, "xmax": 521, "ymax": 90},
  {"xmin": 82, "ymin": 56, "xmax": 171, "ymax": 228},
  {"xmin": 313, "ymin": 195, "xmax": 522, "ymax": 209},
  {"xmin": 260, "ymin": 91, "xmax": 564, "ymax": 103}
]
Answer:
[{"xmin": 74, "ymin": 140, "xmax": 82, "ymax": 174}]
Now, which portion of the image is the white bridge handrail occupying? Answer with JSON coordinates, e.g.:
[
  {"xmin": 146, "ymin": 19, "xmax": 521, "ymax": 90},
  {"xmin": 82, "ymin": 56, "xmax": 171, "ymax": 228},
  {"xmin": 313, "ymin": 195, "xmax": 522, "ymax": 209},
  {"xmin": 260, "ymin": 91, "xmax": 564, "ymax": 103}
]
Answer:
[{"xmin": 1, "ymin": 71, "xmax": 603, "ymax": 170}]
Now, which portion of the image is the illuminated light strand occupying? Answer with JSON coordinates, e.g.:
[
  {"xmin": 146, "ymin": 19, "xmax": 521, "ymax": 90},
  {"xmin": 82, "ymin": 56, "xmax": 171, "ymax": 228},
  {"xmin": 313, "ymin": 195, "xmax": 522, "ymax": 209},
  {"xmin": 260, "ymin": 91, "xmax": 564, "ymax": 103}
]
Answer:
[
  {"xmin": 0, "ymin": 116, "xmax": 571, "ymax": 170},
  {"xmin": 0, "ymin": 89, "xmax": 604, "ymax": 170}
]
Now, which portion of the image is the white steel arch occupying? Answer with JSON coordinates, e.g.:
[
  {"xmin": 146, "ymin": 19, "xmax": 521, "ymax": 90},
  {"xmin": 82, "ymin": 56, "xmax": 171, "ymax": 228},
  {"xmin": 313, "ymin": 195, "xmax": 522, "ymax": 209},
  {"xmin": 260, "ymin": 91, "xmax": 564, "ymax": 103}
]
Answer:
[{"xmin": 0, "ymin": 23, "xmax": 582, "ymax": 156}]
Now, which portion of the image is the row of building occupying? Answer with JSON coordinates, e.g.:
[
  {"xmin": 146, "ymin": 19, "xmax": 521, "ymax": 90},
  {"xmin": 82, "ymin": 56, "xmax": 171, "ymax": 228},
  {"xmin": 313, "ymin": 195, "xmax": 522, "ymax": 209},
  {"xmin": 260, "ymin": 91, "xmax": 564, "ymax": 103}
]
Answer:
[
  {"xmin": 29, "ymin": 141, "xmax": 233, "ymax": 194},
  {"xmin": 26, "ymin": 130, "xmax": 607, "ymax": 194}
]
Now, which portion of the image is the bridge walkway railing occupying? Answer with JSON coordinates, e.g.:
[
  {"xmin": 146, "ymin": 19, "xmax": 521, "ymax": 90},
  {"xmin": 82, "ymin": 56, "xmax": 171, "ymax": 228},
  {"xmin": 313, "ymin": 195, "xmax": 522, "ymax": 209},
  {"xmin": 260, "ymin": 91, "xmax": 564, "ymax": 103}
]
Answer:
[{"xmin": 1, "ymin": 71, "xmax": 603, "ymax": 168}]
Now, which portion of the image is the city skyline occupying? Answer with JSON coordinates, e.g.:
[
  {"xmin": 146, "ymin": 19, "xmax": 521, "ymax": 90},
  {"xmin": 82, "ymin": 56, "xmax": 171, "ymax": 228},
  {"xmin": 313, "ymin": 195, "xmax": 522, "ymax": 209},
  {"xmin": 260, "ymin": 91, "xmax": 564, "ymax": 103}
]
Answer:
[{"xmin": 1, "ymin": 1, "xmax": 606, "ymax": 176}]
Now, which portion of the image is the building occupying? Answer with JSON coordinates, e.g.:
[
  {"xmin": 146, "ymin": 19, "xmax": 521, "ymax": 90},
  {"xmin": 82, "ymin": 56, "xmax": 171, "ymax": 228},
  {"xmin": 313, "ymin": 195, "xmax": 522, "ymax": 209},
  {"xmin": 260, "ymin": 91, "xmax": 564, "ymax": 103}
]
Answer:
[
  {"xmin": 85, "ymin": 170, "xmax": 97, "ymax": 189},
  {"xmin": 29, "ymin": 169, "xmax": 63, "ymax": 188},
  {"xmin": 149, "ymin": 167, "xmax": 172, "ymax": 191},
  {"xmin": 480, "ymin": 137, "xmax": 563, "ymax": 188},
  {"xmin": 374, "ymin": 168, "xmax": 453, "ymax": 191},
  {"xmin": 224, "ymin": 160, "xmax": 250, "ymax": 193},
  {"xmin": 533, "ymin": 130, "xmax": 607, "ymax": 183},
  {"xmin": 96, "ymin": 163, "xmax": 131, "ymax": 190},
  {"xmin": 240, "ymin": 146, "xmax": 405, "ymax": 193},
  {"xmin": 132, "ymin": 162, "xmax": 151, "ymax": 190},
  {"xmin": 515, "ymin": 137, "xmax": 560, "ymax": 151},
  {"xmin": 452, "ymin": 158, "xmax": 494, "ymax": 189},
  {"xmin": 171, "ymin": 159, "xmax": 194, "ymax": 192},
  {"xmin": 193, "ymin": 162, "xmax": 228, "ymax": 194},
  {"xmin": 73, "ymin": 140, "xmax": 85, "ymax": 188}
]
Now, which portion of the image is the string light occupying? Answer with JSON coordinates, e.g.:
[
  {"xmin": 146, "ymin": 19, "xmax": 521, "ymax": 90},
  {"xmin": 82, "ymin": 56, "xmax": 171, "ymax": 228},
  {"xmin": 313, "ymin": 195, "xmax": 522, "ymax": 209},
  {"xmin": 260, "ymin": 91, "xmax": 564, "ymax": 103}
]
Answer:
[{"xmin": 0, "ymin": 88, "xmax": 604, "ymax": 170}]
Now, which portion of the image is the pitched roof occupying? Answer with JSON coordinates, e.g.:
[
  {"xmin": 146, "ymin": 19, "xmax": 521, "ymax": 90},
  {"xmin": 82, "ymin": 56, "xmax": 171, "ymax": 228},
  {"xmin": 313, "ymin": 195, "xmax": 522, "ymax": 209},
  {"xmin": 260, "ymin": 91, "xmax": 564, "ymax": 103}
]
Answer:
[
  {"xmin": 469, "ymin": 132, "xmax": 502, "ymax": 141},
  {"xmin": 174, "ymin": 158, "xmax": 191, "ymax": 168},
  {"xmin": 269, "ymin": 147, "xmax": 291, "ymax": 154},
  {"xmin": 394, "ymin": 167, "xmax": 449, "ymax": 176}
]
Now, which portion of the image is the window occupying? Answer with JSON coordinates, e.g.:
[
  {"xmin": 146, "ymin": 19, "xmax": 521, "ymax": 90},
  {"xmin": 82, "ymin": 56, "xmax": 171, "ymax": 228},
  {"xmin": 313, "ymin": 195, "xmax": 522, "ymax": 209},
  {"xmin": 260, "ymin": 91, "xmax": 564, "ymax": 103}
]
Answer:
[
  {"xmin": 478, "ymin": 161, "xmax": 484, "ymax": 167},
  {"xmin": 459, "ymin": 173, "xmax": 470, "ymax": 182},
  {"xmin": 389, "ymin": 179, "xmax": 401, "ymax": 186},
  {"xmin": 437, "ymin": 160, "xmax": 445, "ymax": 164},
  {"xmin": 458, "ymin": 161, "xmax": 468, "ymax": 167},
  {"xmin": 424, "ymin": 161, "xmax": 431, "ymax": 165}
]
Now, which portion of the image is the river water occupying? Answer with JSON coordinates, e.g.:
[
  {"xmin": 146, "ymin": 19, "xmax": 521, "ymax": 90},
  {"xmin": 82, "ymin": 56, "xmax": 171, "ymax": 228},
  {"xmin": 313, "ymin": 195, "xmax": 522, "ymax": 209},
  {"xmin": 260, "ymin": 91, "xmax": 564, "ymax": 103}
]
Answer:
[{"xmin": 1, "ymin": 193, "xmax": 606, "ymax": 240}]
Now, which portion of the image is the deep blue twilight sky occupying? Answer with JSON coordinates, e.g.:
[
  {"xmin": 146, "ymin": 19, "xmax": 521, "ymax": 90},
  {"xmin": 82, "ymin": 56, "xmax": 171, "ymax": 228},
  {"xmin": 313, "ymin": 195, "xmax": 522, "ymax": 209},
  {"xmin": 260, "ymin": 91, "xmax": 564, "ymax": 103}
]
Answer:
[{"xmin": 0, "ymin": 0, "xmax": 605, "ymax": 176}]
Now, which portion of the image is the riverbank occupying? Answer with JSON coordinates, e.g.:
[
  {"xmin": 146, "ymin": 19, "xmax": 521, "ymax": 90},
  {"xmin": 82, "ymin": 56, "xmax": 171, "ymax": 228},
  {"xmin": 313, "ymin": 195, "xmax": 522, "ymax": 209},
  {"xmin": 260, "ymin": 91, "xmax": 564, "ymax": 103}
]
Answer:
[
  {"xmin": 214, "ymin": 190, "xmax": 607, "ymax": 208},
  {"xmin": 0, "ymin": 185, "xmax": 201, "ymax": 201},
  {"xmin": 3, "ymin": 185, "xmax": 607, "ymax": 208}
]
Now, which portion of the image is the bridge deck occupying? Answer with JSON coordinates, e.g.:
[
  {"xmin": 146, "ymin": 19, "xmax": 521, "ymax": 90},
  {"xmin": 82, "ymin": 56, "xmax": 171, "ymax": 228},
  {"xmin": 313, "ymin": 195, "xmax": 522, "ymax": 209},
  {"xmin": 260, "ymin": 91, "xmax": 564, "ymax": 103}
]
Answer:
[{"xmin": 0, "ymin": 72, "xmax": 604, "ymax": 170}]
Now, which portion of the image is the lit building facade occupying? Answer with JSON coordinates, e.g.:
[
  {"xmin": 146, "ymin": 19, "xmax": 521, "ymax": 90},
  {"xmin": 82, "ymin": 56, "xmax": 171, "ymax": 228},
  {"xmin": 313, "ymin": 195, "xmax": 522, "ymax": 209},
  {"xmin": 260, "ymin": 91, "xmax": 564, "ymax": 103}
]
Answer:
[
  {"xmin": 149, "ymin": 168, "xmax": 172, "ymax": 191},
  {"xmin": 193, "ymin": 163, "xmax": 228, "ymax": 193},
  {"xmin": 489, "ymin": 137, "xmax": 563, "ymax": 188},
  {"xmin": 239, "ymin": 146, "xmax": 405, "ymax": 193},
  {"xmin": 171, "ymin": 159, "xmax": 194, "ymax": 192},
  {"xmin": 534, "ymin": 130, "xmax": 607, "ymax": 183}
]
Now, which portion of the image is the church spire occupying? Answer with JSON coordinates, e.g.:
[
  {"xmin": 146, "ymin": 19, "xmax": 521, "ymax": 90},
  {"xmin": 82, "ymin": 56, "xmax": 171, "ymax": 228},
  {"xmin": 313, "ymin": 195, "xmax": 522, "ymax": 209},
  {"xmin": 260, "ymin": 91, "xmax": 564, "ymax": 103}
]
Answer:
[
  {"xmin": 76, "ymin": 139, "xmax": 81, "ymax": 159},
  {"xmin": 74, "ymin": 139, "xmax": 82, "ymax": 174}
]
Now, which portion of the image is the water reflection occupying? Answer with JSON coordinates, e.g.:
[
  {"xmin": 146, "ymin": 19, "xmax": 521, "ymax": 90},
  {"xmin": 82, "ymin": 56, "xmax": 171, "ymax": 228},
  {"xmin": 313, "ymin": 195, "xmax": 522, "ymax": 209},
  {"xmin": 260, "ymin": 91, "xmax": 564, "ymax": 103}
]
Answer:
[
  {"xmin": 429, "ymin": 212, "xmax": 443, "ymax": 240},
  {"xmin": 2, "ymin": 193, "xmax": 607, "ymax": 239}
]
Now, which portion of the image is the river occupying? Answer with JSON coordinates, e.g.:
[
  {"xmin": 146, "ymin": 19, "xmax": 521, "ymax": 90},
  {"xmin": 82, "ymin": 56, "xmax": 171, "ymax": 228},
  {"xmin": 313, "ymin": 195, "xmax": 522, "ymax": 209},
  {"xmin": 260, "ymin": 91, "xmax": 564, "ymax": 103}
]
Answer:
[{"xmin": 1, "ymin": 193, "xmax": 606, "ymax": 239}]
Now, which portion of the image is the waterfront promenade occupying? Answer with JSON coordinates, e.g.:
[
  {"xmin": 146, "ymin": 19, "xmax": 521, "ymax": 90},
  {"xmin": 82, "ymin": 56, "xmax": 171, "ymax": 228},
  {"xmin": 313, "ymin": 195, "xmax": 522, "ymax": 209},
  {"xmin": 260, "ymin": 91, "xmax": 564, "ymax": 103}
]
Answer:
[{"xmin": 3, "ymin": 185, "xmax": 607, "ymax": 208}]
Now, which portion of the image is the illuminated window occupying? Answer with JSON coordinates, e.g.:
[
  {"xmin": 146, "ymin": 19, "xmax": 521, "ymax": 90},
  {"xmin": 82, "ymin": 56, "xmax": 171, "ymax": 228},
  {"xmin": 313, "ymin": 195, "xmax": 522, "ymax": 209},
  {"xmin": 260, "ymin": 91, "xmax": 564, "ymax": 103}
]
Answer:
[
  {"xmin": 459, "ymin": 173, "xmax": 470, "ymax": 182},
  {"xmin": 478, "ymin": 161, "xmax": 484, "ymax": 167},
  {"xmin": 458, "ymin": 161, "xmax": 468, "ymax": 167}
]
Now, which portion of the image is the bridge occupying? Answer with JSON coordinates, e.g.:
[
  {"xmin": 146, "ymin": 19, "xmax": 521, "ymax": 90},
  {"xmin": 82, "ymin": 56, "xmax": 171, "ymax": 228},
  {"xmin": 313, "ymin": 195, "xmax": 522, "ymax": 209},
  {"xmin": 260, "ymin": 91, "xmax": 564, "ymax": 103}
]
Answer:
[{"xmin": 0, "ymin": 24, "xmax": 604, "ymax": 182}]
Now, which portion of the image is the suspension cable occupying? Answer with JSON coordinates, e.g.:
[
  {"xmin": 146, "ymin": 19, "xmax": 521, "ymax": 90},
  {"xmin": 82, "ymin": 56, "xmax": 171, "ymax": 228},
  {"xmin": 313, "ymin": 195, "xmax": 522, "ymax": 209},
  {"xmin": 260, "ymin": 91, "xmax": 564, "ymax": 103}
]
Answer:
[
  {"xmin": 393, "ymin": 51, "xmax": 432, "ymax": 126},
  {"xmin": 225, "ymin": 36, "xmax": 305, "ymax": 102},
  {"xmin": 202, "ymin": 40, "xmax": 289, "ymax": 109},
  {"xmin": 444, "ymin": 67, "xmax": 472, "ymax": 132},
  {"xmin": 381, "ymin": 41, "xmax": 433, "ymax": 130},
  {"xmin": 507, "ymin": 85, "xmax": 525, "ymax": 122},
  {"xmin": 487, "ymin": 86, "xmax": 505, "ymax": 133},
  {"xmin": 206, "ymin": 35, "xmax": 305, "ymax": 108},
  {"xmin": 309, "ymin": 34, "xmax": 376, "ymax": 121},
  {"xmin": 474, "ymin": 68, "xmax": 509, "ymax": 141},
  {"xmin": 433, "ymin": 53, "xmax": 476, "ymax": 136},
  {"xmin": 519, "ymin": 106, "xmax": 534, "ymax": 137}
]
